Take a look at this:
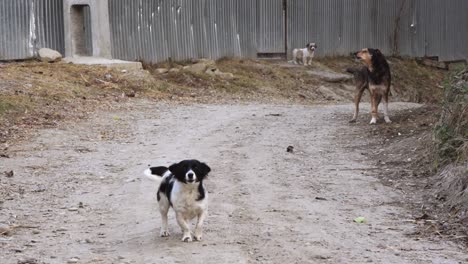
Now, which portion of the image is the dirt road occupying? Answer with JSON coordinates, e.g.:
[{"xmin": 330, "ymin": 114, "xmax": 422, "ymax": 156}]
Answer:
[{"xmin": 1, "ymin": 101, "xmax": 466, "ymax": 264}]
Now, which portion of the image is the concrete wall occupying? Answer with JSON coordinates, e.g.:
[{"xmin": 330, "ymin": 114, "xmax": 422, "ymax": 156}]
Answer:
[{"xmin": 63, "ymin": 0, "xmax": 111, "ymax": 58}]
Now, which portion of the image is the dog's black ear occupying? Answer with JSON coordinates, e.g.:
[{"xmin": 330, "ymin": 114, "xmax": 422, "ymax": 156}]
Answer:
[
  {"xmin": 306, "ymin": 43, "xmax": 310, "ymax": 48},
  {"xmin": 198, "ymin": 162, "xmax": 211, "ymax": 177},
  {"xmin": 369, "ymin": 48, "xmax": 382, "ymax": 56},
  {"xmin": 168, "ymin": 162, "xmax": 182, "ymax": 176}
]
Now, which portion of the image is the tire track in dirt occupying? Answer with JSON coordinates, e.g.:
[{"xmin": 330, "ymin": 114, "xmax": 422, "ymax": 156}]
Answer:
[{"xmin": 1, "ymin": 101, "xmax": 466, "ymax": 264}]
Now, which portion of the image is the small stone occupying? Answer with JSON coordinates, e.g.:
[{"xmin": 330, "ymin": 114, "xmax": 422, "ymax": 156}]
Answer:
[
  {"xmin": 4, "ymin": 170, "xmax": 14, "ymax": 178},
  {"xmin": 219, "ymin": 72, "xmax": 234, "ymax": 79},
  {"xmin": 38, "ymin": 48, "xmax": 62, "ymax": 62},
  {"xmin": 68, "ymin": 208, "xmax": 79, "ymax": 212},
  {"xmin": 104, "ymin": 73, "xmax": 113, "ymax": 80},
  {"xmin": 186, "ymin": 61, "xmax": 214, "ymax": 74},
  {"xmin": 125, "ymin": 90, "xmax": 136, "ymax": 97},
  {"xmin": 155, "ymin": 68, "xmax": 169, "ymax": 74},
  {"xmin": 169, "ymin": 68, "xmax": 180, "ymax": 73},
  {"xmin": 0, "ymin": 224, "xmax": 12, "ymax": 236},
  {"xmin": 67, "ymin": 257, "xmax": 79, "ymax": 263},
  {"xmin": 18, "ymin": 258, "xmax": 38, "ymax": 264}
]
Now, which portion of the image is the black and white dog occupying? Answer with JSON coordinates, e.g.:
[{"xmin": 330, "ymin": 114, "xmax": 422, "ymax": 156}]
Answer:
[{"xmin": 144, "ymin": 159, "xmax": 211, "ymax": 242}]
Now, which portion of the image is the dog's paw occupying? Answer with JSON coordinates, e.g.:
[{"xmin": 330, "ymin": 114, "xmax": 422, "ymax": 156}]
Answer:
[
  {"xmin": 384, "ymin": 117, "xmax": 392, "ymax": 123},
  {"xmin": 369, "ymin": 118, "xmax": 377, "ymax": 124},
  {"xmin": 160, "ymin": 230, "xmax": 170, "ymax": 237},
  {"xmin": 193, "ymin": 234, "xmax": 202, "ymax": 241},
  {"xmin": 182, "ymin": 235, "xmax": 192, "ymax": 242}
]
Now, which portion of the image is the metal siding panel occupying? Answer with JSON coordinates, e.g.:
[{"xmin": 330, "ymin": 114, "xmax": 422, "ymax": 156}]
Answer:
[
  {"xmin": 108, "ymin": 0, "xmax": 257, "ymax": 63},
  {"xmin": 3, "ymin": 0, "xmax": 466, "ymax": 62},
  {"xmin": 257, "ymin": 0, "xmax": 285, "ymax": 53},
  {"xmin": 0, "ymin": 0, "xmax": 63, "ymax": 60}
]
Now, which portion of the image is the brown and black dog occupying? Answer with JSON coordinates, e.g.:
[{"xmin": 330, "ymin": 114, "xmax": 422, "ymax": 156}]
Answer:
[{"xmin": 347, "ymin": 48, "xmax": 392, "ymax": 124}]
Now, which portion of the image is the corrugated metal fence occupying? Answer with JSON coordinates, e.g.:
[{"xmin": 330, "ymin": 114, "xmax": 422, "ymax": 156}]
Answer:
[
  {"xmin": 0, "ymin": 0, "xmax": 64, "ymax": 60},
  {"xmin": 287, "ymin": 0, "xmax": 468, "ymax": 61},
  {"xmin": 257, "ymin": 0, "xmax": 285, "ymax": 53},
  {"xmin": 109, "ymin": 0, "xmax": 468, "ymax": 63},
  {"xmin": 0, "ymin": 0, "xmax": 467, "ymax": 62},
  {"xmin": 108, "ymin": 0, "xmax": 257, "ymax": 62}
]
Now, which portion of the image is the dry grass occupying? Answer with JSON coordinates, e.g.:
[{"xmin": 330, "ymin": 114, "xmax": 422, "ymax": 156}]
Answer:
[
  {"xmin": 435, "ymin": 67, "xmax": 468, "ymax": 166},
  {"xmin": 0, "ymin": 61, "xmax": 164, "ymax": 144},
  {"xmin": 0, "ymin": 57, "xmax": 451, "ymax": 146},
  {"xmin": 431, "ymin": 67, "xmax": 468, "ymax": 238}
]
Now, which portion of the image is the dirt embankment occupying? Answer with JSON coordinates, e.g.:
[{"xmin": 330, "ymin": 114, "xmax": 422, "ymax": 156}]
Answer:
[
  {"xmin": 349, "ymin": 67, "xmax": 468, "ymax": 246},
  {"xmin": 430, "ymin": 67, "xmax": 467, "ymax": 241},
  {"xmin": 0, "ymin": 57, "xmax": 446, "ymax": 146}
]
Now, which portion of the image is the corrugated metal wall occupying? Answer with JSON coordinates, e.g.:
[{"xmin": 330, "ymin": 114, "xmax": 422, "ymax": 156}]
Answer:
[
  {"xmin": 257, "ymin": 0, "xmax": 285, "ymax": 53},
  {"xmin": 0, "ymin": 0, "xmax": 64, "ymax": 60},
  {"xmin": 287, "ymin": 0, "xmax": 468, "ymax": 61},
  {"xmin": 0, "ymin": 0, "xmax": 466, "ymax": 62},
  {"xmin": 108, "ymin": 0, "xmax": 257, "ymax": 63},
  {"xmin": 287, "ymin": 0, "xmax": 402, "ymax": 57}
]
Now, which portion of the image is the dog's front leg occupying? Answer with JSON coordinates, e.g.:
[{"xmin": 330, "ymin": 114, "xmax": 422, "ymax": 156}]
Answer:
[
  {"xmin": 302, "ymin": 57, "xmax": 307, "ymax": 66},
  {"xmin": 194, "ymin": 211, "xmax": 207, "ymax": 241},
  {"xmin": 176, "ymin": 213, "xmax": 192, "ymax": 242}
]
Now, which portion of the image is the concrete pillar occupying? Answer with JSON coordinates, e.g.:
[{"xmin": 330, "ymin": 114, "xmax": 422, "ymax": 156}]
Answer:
[{"xmin": 63, "ymin": 0, "xmax": 112, "ymax": 58}]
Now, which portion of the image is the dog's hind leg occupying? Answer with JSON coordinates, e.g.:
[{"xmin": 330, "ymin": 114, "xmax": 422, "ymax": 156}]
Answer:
[
  {"xmin": 194, "ymin": 211, "xmax": 207, "ymax": 241},
  {"xmin": 370, "ymin": 94, "xmax": 379, "ymax": 124},
  {"xmin": 158, "ymin": 197, "xmax": 170, "ymax": 237},
  {"xmin": 350, "ymin": 87, "xmax": 365, "ymax": 123},
  {"xmin": 383, "ymin": 93, "xmax": 392, "ymax": 123},
  {"xmin": 176, "ymin": 213, "xmax": 192, "ymax": 242}
]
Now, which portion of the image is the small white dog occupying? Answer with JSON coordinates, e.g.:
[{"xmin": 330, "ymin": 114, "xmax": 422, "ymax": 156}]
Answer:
[
  {"xmin": 144, "ymin": 159, "xmax": 211, "ymax": 242},
  {"xmin": 293, "ymin": 42, "xmax": 317, "ymax": 66}
]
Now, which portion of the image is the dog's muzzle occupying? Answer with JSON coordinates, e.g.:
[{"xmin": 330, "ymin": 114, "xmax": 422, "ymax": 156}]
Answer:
[
  {"xmin": 186, "ymin": 171, "xmax": 196, "ymax": 183},
  {"xmin": 352, "ymin": 52, "xmax": 361, "ymax": 60}
]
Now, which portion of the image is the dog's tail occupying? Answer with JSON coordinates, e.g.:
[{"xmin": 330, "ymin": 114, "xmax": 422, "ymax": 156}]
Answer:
[
  {"xmin": 143, "ymin": 166, "xmax": 171, "ymax": 184},
  {"xmin": 345, "ymin": 67, "xmax": 358, "ymax": 74}
]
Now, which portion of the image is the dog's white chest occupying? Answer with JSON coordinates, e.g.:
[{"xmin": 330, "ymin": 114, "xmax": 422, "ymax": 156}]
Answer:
[{"xmin": 171, "ymin": 182, "xmax": 207, "ymax": 219}]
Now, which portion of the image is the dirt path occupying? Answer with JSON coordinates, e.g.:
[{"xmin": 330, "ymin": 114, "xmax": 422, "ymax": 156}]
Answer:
[{"xmin": 1, "ymin": 101, "xmax": 466, "ymax": 264}]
